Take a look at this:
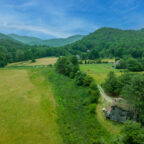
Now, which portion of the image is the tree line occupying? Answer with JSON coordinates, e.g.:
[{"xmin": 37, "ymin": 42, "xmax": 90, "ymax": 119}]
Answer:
[
  {"xmin": 55, "ymin": 56, "xmax": 100, "ymax": 105},
  {"xmin": 116, "ymin": 57, "xmax": 144, "ymax": 72},
  {"xmin": 0, "ymin": 39, "xmax": 68, "ymax": 67},
  {"xmin": 103, "ymin": 71, "xmax": 144, "ymax": 124}
]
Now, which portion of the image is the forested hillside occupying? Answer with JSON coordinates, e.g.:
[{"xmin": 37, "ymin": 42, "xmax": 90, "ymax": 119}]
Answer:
[
  {"xmin": 2, "ymin": 27, "xmax": 144, "ymax": 67},
  {"xmin": 0, "ymin": 39, "xmax": 69, "ymax": 67},
  {"xmin": 64, "ymin": 27, "xmax": 144, "ymax": 59},
  {"xmin": 9, "ymin": 34, "xmax": 84, "ymax": 47}
]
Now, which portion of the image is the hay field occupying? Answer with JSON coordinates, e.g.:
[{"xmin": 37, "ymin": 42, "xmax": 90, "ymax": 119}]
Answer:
[
  {"xmin": 101, "ymin": 58, "xmax": 115, "ymax": 63},
  {"xmin": 8, "ymin": 57, "xmax": 58, "ymax": 67},
  {"xmin": 0, "ymin": 69, "xmax": 62, "ymax": 144},
  {"xmin": 80, "ymin": 64, "xmax": 121, "ymax": 84}
]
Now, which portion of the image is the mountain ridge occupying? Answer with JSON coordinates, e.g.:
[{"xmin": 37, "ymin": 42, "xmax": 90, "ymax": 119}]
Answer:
[{"xmin": 8, "ymin": 33, "xmax": 84, "ymax": 47}]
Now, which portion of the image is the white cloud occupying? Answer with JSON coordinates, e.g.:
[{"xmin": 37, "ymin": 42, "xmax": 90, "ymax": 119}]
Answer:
[
  {"xmin": 0, "ymin": 0, "xmax": 98, "ymax": 38},
  {"xmin": 0, "ymin": 23, "xmax": 69, "ymax": 37},
  {"xmin": 111, "ymin": 0, "xmax": 141, "ymax": 14},
  {"xmin": 6, "ymin": 1, "xmax": 38, "ymax": 8}
]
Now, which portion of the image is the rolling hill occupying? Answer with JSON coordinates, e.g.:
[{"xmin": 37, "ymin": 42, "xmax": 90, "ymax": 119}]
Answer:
[
  {"xmin": 8, "ymin": 34, "xmax": 84, "ymax": 47},
  {"xmin": 65, "ymin": 27, "xmax": 144, "ymax": 58},
  {"xmin": 0, "ymin": 33, "xmax": 13, "ymax": 40}
]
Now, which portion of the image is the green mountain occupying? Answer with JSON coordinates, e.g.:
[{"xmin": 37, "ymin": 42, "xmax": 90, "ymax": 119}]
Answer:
[
  {"xmin": 1, "ymin": 27, "xmax": 144, "ymax": 67},
  {"xmin": 0, "ymin": 33, "xmax": 13, "ymax": 40},
  {"xmin": 8, "ymin": 34, "xmax": 84, "ymax": 47},
  {"xmin": 43, "ymin": 35, "xmax": 84, "ymax": 47},
  {"xmin": 9, "ymin": 34, "xmax": 42, "ymax": 44},
  {"xmin": 65, "ymin": 27, "xmax": 144, "ymax": 58}
]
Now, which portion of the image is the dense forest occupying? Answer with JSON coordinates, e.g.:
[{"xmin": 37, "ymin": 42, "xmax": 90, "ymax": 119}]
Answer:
[
  {"xmin": 0, "ymin": 39, "xmax": 68, "ymax": 67},
  {"xmin": 103, "ymin": 72, "xmax": 144, "ymax": 124},
  {"xmin": 64, "ymin": 27, "xmax": 144, "ymax": 59}
]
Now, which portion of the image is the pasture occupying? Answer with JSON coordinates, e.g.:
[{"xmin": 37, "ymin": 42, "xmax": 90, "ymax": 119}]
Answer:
[
  {"xmin": 0, "ymin": 68, "xmax": 62, "ymax": 144},
  {"xmin": 8, "ymin": 57, "xmax": 58, "ymax": 67},
  {"xmin": 80, "ymin": 64, "xmax": 121, "ymax": 84},
  {"xmin": 0, "ymin": 60, "xmax": 123, "ymax": 144}
]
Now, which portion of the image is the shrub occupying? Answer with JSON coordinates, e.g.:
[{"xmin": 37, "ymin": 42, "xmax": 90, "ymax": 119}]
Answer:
[
  {"xmin": 103, "ymin": 71, "xmax": 118, "ymax": 96},
  {"xmin": 83, "ymin": 75, "xmax": 94, "ymax": 87},
  {"xmin": 87, "ymin": 104, "xmax": 96, "ymax": 114},
  {"xmin": 55, "ymin": 56, "xmax": 79, "ymax": 77},
  {"xmin": 75, "ymin": 71, "xmax": 86, "ymax": 86},
  {"xmin": 120, "ymin": 121, "xmax": 144, "ymax": 144},
  {"xmin": 31, "ymin": 58, "xmax": 36, "ymax": 63},
  {"xmin": 90, "ymin": 82, "xmax": 98, "ymax": 90},
  {"xmin": 0, "ymin": 52, "xmax": 7, "ymax": 67},
  {"xmin": 88, "ymin": 89, "xmax": 99, "ymax": 104}
]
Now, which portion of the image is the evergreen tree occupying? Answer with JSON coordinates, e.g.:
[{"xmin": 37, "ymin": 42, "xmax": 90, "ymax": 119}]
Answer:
[
  {"xmin": 122, "ymin": 121, "xmax": 144, "ymax": 144},
  {"xmin": 121, "ymin": 75, "xmax": 144, "ymax": 123},
  {"xmin": 103, "ymin": 71, "xmax": 118, "ymax": 96},
  {"xmin": 0, "ymin": 52, "xmax": 7, "ymax": 67}
]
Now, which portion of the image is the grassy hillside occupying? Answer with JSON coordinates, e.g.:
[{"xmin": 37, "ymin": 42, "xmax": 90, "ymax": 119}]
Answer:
[
  {"xmin": 0, "ymin": 68, "xmax": 62, "ymax": 144},
  {"xmin": 9, "ymin": 34, "xmax": 84, "ymax": 47}
]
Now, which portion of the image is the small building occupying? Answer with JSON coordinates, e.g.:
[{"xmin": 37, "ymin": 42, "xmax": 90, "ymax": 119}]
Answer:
[
  {"xmin": 105, "ymin": 98, "xmax": 134, "ymax": 123},
  {"xmin": 112, "ymin": 60, "xmax": 120, "ymax": 68},
  {"xmin": 76, "ymin": 55, "xmax": 80, "ymax": 59}
]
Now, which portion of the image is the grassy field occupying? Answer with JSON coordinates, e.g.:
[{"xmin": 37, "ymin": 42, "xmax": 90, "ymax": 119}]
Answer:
[
  {"xmin": 80, "ymin": 64, "xmax": 122, "ymax": 84},
  {"xmin": 8, "ymin": 57, "xmax": 58, "ymax": 67},
  {"xmin": 0, "ymin": 66, "xmax": 113, "ymax": 144},
  {"xmin": 0, "ymin": 68, "xmax": 62, "ymax": 144},
  {"xmin": 0, "ymin": 60, "xmax": 123, "ymax": 143},
  {"xmin": 101, "ymin": 58, "xmax": 115, "ymax": 63}
]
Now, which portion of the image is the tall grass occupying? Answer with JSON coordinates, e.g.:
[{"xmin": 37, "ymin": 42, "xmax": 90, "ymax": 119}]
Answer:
[{"xmin": 42, "ymin": 68, "xmax": 112, "ymax": 144}]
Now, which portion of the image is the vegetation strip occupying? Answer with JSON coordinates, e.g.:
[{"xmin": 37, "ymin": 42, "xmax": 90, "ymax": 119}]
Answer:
[{"xmin": 44, "ymin": 68, "xmax": 112, "ymax": 144}]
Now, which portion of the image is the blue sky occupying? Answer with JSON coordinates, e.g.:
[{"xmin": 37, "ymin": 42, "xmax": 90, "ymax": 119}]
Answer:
[{"xmin": 0, "ymin": 0, "xmax": 144, "ymax": 39}]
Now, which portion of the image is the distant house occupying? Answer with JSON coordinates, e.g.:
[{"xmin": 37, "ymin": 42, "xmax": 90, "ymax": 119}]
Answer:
[
  {"xmin": 87, "ymin": 49, "xmax": 91, "ymax": 53},
  {"xmin": 76, "ymin": 55, "xmax": 80, "ymax": 59},
  {"xmin": 113, "ymin": 60, "xmax": 120, "ymax": 68},
  {"xmin": 104, "ymin": 98, "xmax": 134, "ymax": 123}
]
